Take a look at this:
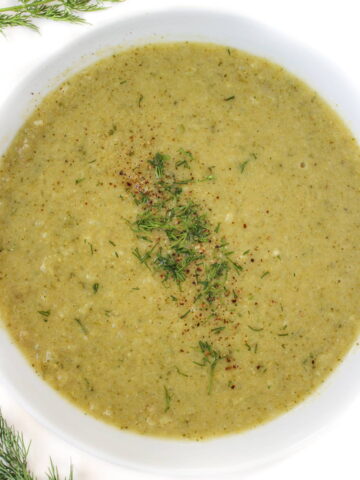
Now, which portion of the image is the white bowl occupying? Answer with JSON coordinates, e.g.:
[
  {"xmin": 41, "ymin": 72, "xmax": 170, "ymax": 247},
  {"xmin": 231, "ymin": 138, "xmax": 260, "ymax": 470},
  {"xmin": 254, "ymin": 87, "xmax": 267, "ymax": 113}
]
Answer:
[{"xmin": 0, "ymin": 7, "xmax": 360, "ymax": 476}]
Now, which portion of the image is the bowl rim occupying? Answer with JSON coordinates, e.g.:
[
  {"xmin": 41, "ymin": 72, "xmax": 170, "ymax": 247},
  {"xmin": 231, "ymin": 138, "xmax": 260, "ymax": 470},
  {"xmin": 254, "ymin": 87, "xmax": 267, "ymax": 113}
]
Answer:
[{"xmin": 0, "ymin": 5, "xmax": 360, "ymax": 476}]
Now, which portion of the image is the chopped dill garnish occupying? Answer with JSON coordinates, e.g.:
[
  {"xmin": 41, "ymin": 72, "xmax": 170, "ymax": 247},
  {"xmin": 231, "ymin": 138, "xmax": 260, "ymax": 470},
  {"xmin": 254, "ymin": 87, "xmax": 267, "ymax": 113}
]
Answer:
[
  {"xmin": 178, "ymin": 147, "xmax": 193, "ymax": 160},
  {"xmin": 108, "ymin": 240, "xmax": 116, "ymax": 246},
  {"xmin": 38, "ymin": 310, "xmax": 50, "ymax": 317},
  {"xmin": 239, "ymin": 160, "xmax": 250, "ymax": 173},
  {"xmin": 138, "ymin": 94, "xmax": 144, "ymax": 107},
  {"xmin": 132, "ymin": 247, "xmax": 152, "ymax": 270},
  {"xmin": 211, "ymin": 326, "xmax": 225, "ymax": 334},
  {"xmin": 122, "ymin": 151, "xmax": 244, "ymax": 308},
  {"xmin": 261, "ymin": 271, "xmax": 270, "ymax": 279},
  {"xmin": 194, "ymin": 341, "xmax": 222, "ymax": 394},
  {"xmin": 108, "ymin": 125, "xmax": 117, "ymax": 136},
  {"xmin": 229, "ymin": 259, "xmax": 243, "ymax": 273},
  {"xmin": 278, "ymin": 333, "xmax": 289, "ymax": 337},
  {"xmin": 239, "ymin": 153, "xmax": 257, "ymax": 173},
  {"xmin": 245, "ymin": 342, "xmax": 251, "ymax": 351},
  {"xmin": 175, "ymin": 366, "xmax": 189, "ymax": 377},
  {"xmin": 92, "ymin": 283, "xmax": 99, "ymax": 294},
  {"xmin": 175, "ymin": 160, "xmax": 190, "ymax": 168},
  {"xmin": 120, "ymin": 80, "xmax": 127, "ymax": 85},
  {"xmin": 164, "ymin": 386, "xmax": 171, "ymax": 412},
  {"xmin": 180, "ymin": 310, "xmax": 191, "ymax": 319},
  {"xmin": 74, "ymin": 318, "xmax": 88, "ymax": 335},
  {"xmin": 248, "ymin": 325, "xmax": 263, "ymax": 332},
  {"xmin": 148, "ymin": 152, "xmax": 168, "ymax": 179},
  {"xmin": 137, "ymin": 235, "xmax": 152, "ymax": 242},
  {"xmin": 84, "ymin": 239, "xmax": 94, "ymax": 255},
  {"xmin": 173, "ymin": 178, "xmax": 193, "ymax": 185},
  {"xmin": 224, "ymin": 95, "xmax": 235, "ymax": 101},
  {"xmin": 75, "ymin": 178, "xmax": 85, "ymax": 184},
  {"xmin": 242, "ymin": 249, "xmax": 250, "ymax": 255},
  {"xmin": 199, "ymin": 261, "xmax": 233, "ymax": 303},
  {"xmin": 176, "ymin": 148, "xmax": 193, "ymax": 169},
  {"xmin": 214, "ymin": 223, "xmax": 221, "ymax": 233},
  {"xmin": 198, "ymin": 174, "xmax": 216, "ymax": 182}
]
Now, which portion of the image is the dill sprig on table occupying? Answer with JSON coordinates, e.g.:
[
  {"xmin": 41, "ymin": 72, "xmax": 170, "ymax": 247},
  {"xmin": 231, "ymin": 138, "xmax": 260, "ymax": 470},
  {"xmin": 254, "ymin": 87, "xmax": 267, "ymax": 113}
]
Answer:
[
  {"xmin": 0, "ymin": 0, "xmax": 124, "ymax": 33},
  {"xmin": 0, "ymin": 410, "xmax": 73, "ymax": 480}
]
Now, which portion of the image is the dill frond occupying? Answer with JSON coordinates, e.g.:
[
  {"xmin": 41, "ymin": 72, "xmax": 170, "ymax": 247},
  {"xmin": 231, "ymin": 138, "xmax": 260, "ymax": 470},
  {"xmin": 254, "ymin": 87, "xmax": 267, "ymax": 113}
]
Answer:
[
  {"xmin": 0, "ymin": 0, "xmax": 125, "ymax": 33},
  {"xmin": 0, "ymin": 410, "xmax": 73, "ymax": 480}
]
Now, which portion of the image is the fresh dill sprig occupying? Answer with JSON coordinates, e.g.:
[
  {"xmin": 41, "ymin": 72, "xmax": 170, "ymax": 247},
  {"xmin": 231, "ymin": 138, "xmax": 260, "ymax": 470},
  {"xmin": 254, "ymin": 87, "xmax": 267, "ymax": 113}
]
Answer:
[
  {"xmin": 47, "ymin": 458, "xmax": 74, "ymax": 480},
  {"xmin": 0, "ymin": 410, "xmax": 73, "ymax": 480},
  {"xmin": 0, "ymin": 0, "xmax": 125, "ymax": 34}
]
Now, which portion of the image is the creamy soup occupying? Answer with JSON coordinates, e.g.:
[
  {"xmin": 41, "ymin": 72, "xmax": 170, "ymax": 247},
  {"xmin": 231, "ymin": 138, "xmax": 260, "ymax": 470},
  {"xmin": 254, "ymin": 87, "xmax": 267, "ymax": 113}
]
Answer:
[{"xmin": 0, "ymin": 43, "xmax": 359, "ymax": 440}]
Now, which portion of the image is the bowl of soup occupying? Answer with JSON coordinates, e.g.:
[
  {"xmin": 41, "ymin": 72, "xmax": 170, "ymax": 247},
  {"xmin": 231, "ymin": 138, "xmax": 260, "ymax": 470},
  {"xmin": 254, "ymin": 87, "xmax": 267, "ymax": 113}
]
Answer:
[{"xmin": 0, "ymin": 6, "xmax": 359, "ymax": 476}]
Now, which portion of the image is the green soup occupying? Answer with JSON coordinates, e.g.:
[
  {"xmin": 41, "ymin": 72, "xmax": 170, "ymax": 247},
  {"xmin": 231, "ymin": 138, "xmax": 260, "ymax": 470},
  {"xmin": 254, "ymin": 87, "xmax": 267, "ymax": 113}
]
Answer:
[{"xmin": 0, "ymin": 43, "xmax": 359, "ymax": 439}]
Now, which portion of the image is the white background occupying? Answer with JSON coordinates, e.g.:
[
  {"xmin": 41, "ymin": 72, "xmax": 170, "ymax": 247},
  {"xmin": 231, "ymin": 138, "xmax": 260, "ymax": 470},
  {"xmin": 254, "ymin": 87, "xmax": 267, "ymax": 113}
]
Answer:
[{"xmin": 0, "ymin": 0, "xmax": 359, "ymax": 478}]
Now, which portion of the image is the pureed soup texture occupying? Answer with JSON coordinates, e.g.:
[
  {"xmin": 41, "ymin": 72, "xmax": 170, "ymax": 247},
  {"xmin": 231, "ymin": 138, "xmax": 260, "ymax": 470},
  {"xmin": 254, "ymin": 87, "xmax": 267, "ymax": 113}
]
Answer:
[{"xmin": 0, "ymin": 43, "xmax": 359, "ymax": 440}]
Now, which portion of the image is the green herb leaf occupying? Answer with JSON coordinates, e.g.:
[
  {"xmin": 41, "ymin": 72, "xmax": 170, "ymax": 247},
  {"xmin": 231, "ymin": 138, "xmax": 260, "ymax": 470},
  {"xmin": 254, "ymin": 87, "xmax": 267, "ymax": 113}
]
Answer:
[
  {"xmin": 196, "ymin": 341, "xmax": 222, "ymax": 394},
  {"xmin": 164, "ymin": 386, "xmax": 171, "ymax": 412},
  {"xmin": 148, "ymin": 152, "xmax": 168, "ymax": 179},
  {"xmin": 74, "ymin": 318, "xmax": 88, "ymax": 335},
  {"xmin": 248, "ymin": 325, "xmax": 263, "ymax": 332},
  {"xmin": 175, "ymin": 366, "xmax": 189, "ymax": 377},
  {"xmin": 108, "ymin": 125, "xmax": 117, "ymax": 136},
  {"xmin": 239, "ymin": 160, "xmax": 250, "ymax": 173},
  {"xmin": 211, "ymin": 326, "xmax": 225, "ymax": 334}
]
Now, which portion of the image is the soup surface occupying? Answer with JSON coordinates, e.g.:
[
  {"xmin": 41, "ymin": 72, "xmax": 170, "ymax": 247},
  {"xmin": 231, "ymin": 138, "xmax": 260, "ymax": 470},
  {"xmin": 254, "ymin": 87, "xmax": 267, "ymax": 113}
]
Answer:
[{"xmin": 0, "ymin": 43, "xmax": 360, "ymax": 439}]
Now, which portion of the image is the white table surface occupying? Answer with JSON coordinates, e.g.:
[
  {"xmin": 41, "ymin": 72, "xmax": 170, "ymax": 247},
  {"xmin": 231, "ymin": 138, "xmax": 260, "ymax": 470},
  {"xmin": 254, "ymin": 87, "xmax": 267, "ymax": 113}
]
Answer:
[{"xmin": 1, "ymin": 0, "xmax": 359, "ymax": 478}]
